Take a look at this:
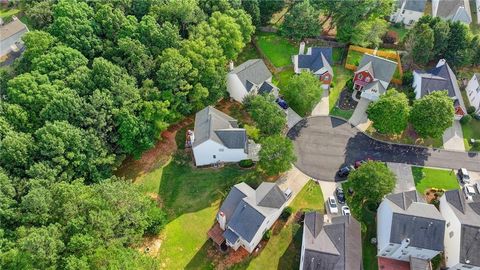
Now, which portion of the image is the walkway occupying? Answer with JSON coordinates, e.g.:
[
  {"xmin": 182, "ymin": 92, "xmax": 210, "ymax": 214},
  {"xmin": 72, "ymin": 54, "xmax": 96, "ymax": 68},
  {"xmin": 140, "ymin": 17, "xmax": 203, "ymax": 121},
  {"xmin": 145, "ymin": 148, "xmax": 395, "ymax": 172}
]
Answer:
[
  {"xmin": 311, "ymin": 88, "xmax": 330, "ymax": 116},
  {"xmin": 442, "ymin": 120, "xmax": 465, "ymax": 151},
  {"xmin": 288, "ymin": 116, "xmax": 480, "ymax": 182},
  {"xmin": 348, "ymin": 97, "xmax": 371, "ymax": 131}
]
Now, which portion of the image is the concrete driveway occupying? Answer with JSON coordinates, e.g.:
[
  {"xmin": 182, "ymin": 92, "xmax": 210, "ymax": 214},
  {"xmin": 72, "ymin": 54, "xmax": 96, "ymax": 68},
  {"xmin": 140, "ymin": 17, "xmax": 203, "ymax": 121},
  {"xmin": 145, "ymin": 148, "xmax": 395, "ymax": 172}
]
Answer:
[
  {"xmin": 311, "ymin": 88, "xmax": 329, "ymax": 116},
  {"xmin": 387, "ymin": 163, "xmax": 415, "ymax": 193},
  {"xmin": 348, "ymin": 97, "xmax": 371, "ymax": 131},
  {"xmin": 288, "ymin": 116, "xmax": 480, "ymax": 182},
  {"xmin": 443, "ymin": 120, "xmax": 465, "ymax": 151},
  {"xmin": 276, "ymin": 166, "xmax": 310, "ymax": 205}
]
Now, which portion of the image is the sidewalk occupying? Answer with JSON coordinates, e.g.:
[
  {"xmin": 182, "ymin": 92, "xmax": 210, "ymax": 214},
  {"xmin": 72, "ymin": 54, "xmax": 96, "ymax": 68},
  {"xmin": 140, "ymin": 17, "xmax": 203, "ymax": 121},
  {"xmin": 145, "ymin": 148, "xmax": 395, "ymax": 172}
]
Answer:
[
  {"xmin": 348, "ymin": 97, "xmax": 371, "ymax": 131},
  {"xmin": 442, "ymin": 120, "xmax": 465, "ymax": 151},
  {"xmin": 311, "ymin": 88, "xmax": 330, "ymax": 116}
]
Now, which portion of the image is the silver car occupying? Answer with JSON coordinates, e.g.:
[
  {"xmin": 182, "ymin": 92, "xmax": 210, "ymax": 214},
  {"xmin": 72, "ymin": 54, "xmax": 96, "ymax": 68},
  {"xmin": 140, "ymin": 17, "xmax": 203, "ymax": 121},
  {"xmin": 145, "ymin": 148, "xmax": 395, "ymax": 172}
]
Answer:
[{"xmin": 328, "ymin": 196, "xmax": 338, "ymax": 214}]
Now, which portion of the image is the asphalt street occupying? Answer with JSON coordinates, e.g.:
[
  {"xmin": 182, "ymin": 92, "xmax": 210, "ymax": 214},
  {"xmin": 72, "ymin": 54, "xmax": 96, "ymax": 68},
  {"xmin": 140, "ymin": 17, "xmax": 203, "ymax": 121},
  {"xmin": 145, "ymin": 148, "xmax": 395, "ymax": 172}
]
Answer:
[{"xmin": 288, "ymin": 116, "xmax": 480, "ymax": 182}]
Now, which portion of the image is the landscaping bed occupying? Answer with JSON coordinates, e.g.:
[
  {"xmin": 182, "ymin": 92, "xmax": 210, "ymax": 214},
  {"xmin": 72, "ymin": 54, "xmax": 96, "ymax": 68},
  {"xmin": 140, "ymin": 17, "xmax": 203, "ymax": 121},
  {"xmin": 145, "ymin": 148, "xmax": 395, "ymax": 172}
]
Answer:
[
  {"xmin": 337, "ymin": 88, "xmax": 358, "ymax": 110},
  {"xmin": 366, "ymin": 125, "xmax": 443, "ymax": 148},
  {"xmin": 412, "ymin": 166, "xmax": 460, "ymax": 194}
]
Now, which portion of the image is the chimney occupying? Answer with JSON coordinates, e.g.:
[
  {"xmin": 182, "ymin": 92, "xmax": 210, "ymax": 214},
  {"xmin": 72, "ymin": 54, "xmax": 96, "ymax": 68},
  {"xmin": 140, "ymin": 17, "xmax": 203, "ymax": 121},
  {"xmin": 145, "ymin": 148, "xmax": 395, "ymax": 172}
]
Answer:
[
  {"xmin": 218, "ymin": 211, "xmax": 226, "ymax": 230},
  {"xmin": 391, "ymin": 238, "xmax": 411, "ymax": 258},
  {"xmin": 436, "ymin": 59, "xmax": 447, "ymax": 68},
  {"xmin": 299, "ymin": 41, "xmax": 306, "ymax": 55},
  {"xmin": 229, "ymin": 61, "xmax": 234, "ymax": 71}
]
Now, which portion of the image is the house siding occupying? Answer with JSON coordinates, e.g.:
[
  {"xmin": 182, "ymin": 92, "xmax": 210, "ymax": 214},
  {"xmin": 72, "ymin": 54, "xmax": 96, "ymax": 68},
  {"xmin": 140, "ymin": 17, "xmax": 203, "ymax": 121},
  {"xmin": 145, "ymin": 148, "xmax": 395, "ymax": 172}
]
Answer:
[
  {"xmin": 390, "ymin": 2, "xmax": 424, "ymax": 25},
  {"xmin": 466, "ymin": 75, "xmax": 480, "ymax": 113},
  {"xmin": 227, "ymin": 74, "xmax": 249, "ymax": 103},
  {"xmin": 192, "ymin": 140, "xmax": 248, "ymax": 166},
  {"xmin": 353, "ymin": 71, "xmax": 373, "ymax": 90},
  {"xmin": 439, "ymin": 196, "xmax": 462, "ymax": 268}
]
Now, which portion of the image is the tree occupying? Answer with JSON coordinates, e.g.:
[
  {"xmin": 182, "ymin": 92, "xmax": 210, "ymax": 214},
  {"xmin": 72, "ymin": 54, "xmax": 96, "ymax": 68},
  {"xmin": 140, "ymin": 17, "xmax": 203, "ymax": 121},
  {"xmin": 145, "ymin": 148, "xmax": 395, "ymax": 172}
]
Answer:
[
  {"xmin": 241, "ymin": 0, "xmax": 260, "ymax": 26},
  {"xmin": 404, "ymin": 23, "xmax": 434, "ymax": 65},
  {"xmin": 259, "ymin": 0, "xmax": 285, "ymax": 25},
  {"xmin": 258, "ymin": 135, "xmax": 296, "ymax": 176},
  {"xmin": 351, "ymin": 18, "xmax": 388, "ymax": 48},
  {"xmin": 31, "ymin": 45, "xmax": 88, "ymax": 81},
  {"xmin": 471, "ymin": 35, "xmax": 480, "ymax": 66},
  {"xmin": 0, "ymin": 131, "xmax": 33, "ymax": 175},
  {"xmin": 347, "ymin": 161, "xmax": 395, "ymax": 212},
  {"xmin": 445, "ymin": 21, "xmax": 472, "ymax": 67},
  {"xmin": 0, "ymin": 169, "xmax": 17, "ymax": 227},
  {"xmin": 137, "ymin": 15, "xmax": 180, "ymax": 56},
  {"xmin": 410, "ymin": 91, "xmax": 454, "ymax": 138},
  {"xmin": 21, "ymin": 31, "xmax": 56, "ymax": 64},
  {"xmin": 367, "ymin": 89, "xmax": 410, "ymax": 135},
  {"xmin": 25, "ymin": 0, "xmax": 54, "ymax": 29},
  {"xmin": 244, "ymin": 94, "xmax": 287, "ymax": 136},
  {"xmin": 112, "ymin": 37, "xmax": 154, "ymax": 81},
  {"xmin": 280, "ymin": 0, "xmax": 320, "ymax": 40},
  {"xmin": 429, "ymin": 17, "xmax": 450, "ymax": 57},
  {"xmin": 282, "ymin": 71, "xmax": 323, "ymax": 116}
]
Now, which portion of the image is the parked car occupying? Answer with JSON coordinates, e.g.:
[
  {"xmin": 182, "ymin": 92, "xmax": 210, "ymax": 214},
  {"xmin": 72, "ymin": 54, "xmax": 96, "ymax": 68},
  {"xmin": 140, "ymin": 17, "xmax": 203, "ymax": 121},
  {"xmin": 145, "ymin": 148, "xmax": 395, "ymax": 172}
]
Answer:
[
  {"xmin": 335, "ymin": 187, "xmax": 346, "ymax": 204},
  {"xmin": 337, "ymin": 165, "xmax": 355, "ymax": 177},
  {"xmin": 354, "ymin": 157, "xmax": 372, "ymax": 169},
  {"xmin": 276, "ymin": 98, "xmax": 288, "ymax": 110},
  {"xmin": 328, "ymin": 196, "xmax": 338, "ymax": 214},
  {"xmin": 463, "ymin": 185, "xmax": 476, "ymax": 201},
  {"xmin": 341, "ymin": 206, "xmax": 351, "ymax": 216},
  {"xmin": 284, "ymin": 188, "xmax": 293, "ymax": 200},
  {"xmin": 458, "ymin": 168, "xmax": 471, "ymax": 184}
]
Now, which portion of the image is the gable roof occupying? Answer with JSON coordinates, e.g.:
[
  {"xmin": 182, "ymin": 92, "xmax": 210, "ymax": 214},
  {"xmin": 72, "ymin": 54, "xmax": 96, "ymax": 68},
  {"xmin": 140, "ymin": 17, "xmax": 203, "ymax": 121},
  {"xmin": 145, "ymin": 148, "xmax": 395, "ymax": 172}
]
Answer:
[
  {"xmin": 460, "ymin": 224, "xmax": 480, "ymax": 266},
  {"xmin": 362, "ymin": 80, "xmax": 386, "ymax": 96},
  {"xmin": 414, "ymin": 60, "xmax": 466, "ymax": 112},
  {"xmin": 220, "ymin": 182, "xmax": 287, "ymax": 243},
  {"xmin": 297, "ymin": 47, "xmax": 333, "ymax": 75},
  {"xmin": 0, "ymin": 19, "xmax": 28, "ymax": 42},
  {"xmin": 435, "ymin": 0, "xmax": 472, "ymax": 23},
  {"xmin": 386, "ymin": 190, "xmax": 424, "ymax": 210},
  {"xmin": 230, "ymin": 59, "xmax": 272, "ymax": 90},
  {"xmin": 193, "ymin": 106, "xmax": 247, "ymax": 150},
  {"xmin": 357, "ymin": 54, "xmax": 397, "ymax": 84},
  {"xmin": 390, "ymin": 213, "xmax": 445, "ymax": 251},
  {"xmin": 473, "ymin": 73, "xmax": 480, "ymax": 84},
  {"xmin": 302, "ymin": 212, "xmax": 362, "ymax": 270},
  {"xmin": 401, "ymin": 0, "xmax": 426, "ymax": 12}
]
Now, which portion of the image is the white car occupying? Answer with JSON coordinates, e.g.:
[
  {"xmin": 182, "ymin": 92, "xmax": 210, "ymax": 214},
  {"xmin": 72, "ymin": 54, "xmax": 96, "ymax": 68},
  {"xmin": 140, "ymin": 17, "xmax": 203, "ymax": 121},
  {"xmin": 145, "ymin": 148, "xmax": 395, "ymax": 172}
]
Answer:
[
  {"xmin": 463, "ymin": 185, "xmax": 476, "ymax": 201},
  {"xmin": 458, "ymin": 168, "xmax": 471, "ymax": 184},
  {"xmin": 328, "ymin": 196, "xmax": 338, "ymax": 214},
  {"xmin": 284, "ymin": 188, "xmax": 293, "ymax": 200},
  {"xmin": 341, "ymin": 206, "xmax": 351, "ymax": 216}
]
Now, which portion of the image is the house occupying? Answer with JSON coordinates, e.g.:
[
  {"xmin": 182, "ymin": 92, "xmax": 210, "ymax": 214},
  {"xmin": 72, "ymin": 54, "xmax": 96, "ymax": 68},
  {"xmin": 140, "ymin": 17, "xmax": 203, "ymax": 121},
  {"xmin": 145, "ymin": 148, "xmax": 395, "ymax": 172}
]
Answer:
[
  {"xmin": 466, "ymin": 73, "xmax": 480, "ymax": 114},
  {"xmin": 432, "ymin": 0, "xmax": 472, "ymax": 24},
  {"xmin": 0, "ymin": 16, "xmax": 29, "ymax": 57},
  {"xmin": 377, "ymin": 191, "xmax": 446, "ymax": 269},
  {"xmin": 293, "ymin": 42, "xmax": 334, "ymax": 89},
  {"xmin": 210, "ymin": 182, "xmax": 288, "ymax": 253},
  {"xmin": 412, "ymin": 59, "xmax": 467, "ymax": 119},
  {"xmin": 439, "ymin": 188, "xmax": 480, "ymax": 269},
  {"xmin": 299, "ymin": 212, "xmax": 362, "ymax": 270},
  {"xmin": 390, "ymin": 0, "xmax": 427, "ymax": 26},
  {"xmin": 227, "ymin": 59, "xmax": 278, "ymax": 103},
  {"xmin": 191, "ymin": 106, "xmax": 259, "ymax": 166},
  {"xmin": 353, "ymin": 54, "xmax": 397, "ymax": 101}
]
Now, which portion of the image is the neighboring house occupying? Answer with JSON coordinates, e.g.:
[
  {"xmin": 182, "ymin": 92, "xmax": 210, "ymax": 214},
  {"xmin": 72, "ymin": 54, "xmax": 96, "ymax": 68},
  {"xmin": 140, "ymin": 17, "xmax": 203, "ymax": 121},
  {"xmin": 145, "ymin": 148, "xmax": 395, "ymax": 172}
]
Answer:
[
  {"xmin": 0, "ymin": 17, "xmax": 29, "ymax": 57},
  {"xmin": 211, "ymin": 182, "xmax": 288, "ymax": 253},
  {"xmin": 390, "ymin": 0, "xmax": 427, "ymax": 26},
  {"xmin": 299, "ymin": 212, "xmax": 362, "ymax": 270},
  {"xmin": 432, "ymin": 0, "xmax": 472, "ymax": 24},
  {"xmin": 466, "ymin": 73, "xmax": 480, "ymax": 114},
  {"xmin": 227, "ymin": 59, "xmax": 278, "ymax": 103},
  {"xmin": 190, "ymin": 106, "xmax": 259, "ymax": 166},
  {"xmin": 293, "ymin": 42, "xmax": 334, "ymax": 89},
  {"xmin": 412, "ymin": 59, "xmax": 467, "ymax": 120},
  {"xmin": 377, "ymin": 191, "xmax": 446, "ymax": 269},
  {"xmin": 439, "ymin": 188, "xmax": 480, "ymax": 269},
  {"xmin": 353, "ymin": 54, "xmax": 397, "ymax": 101}
]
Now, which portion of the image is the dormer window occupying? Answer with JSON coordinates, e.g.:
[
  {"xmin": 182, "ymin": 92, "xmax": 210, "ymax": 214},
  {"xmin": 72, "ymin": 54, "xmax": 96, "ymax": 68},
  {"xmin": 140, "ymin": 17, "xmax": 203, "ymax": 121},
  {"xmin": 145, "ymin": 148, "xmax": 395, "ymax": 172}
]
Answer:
[
  {"xmin": 358, "ymin": 74, "xmax": 363, "ymax": 80},
  {"xmin": 365, "ymin": 77, "xmax": 371, "ymax": 82},
  {"xmin": 324, "ymin": 75, "xmax": 329, "ymax": 80}
]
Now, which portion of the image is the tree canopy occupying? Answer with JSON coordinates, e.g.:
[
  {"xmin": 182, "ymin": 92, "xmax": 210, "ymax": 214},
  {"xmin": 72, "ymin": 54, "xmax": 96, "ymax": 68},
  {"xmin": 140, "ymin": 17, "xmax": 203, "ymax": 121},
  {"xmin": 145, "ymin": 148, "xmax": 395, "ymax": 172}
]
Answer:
[
  {"xmin": 258, "ymin": 135, "xmax": 297, "ymax": 176},
  {"xmin": 410, "ymin": 91, "xmax": 455, "ymax": 138},
  {"xmin": 367, "ymin": 89, "xmax": 410, "ymax": 135},
  {"xmin": 280, "ymin": 0, "xmax": 321, "ymax": 41},
  {"xmin": 244, "ymin": 94, "xmax": 286, "ymax": 136},
  {"xmin": 282, "ymin": 71, "xmax": 323, "ymax": 116}
]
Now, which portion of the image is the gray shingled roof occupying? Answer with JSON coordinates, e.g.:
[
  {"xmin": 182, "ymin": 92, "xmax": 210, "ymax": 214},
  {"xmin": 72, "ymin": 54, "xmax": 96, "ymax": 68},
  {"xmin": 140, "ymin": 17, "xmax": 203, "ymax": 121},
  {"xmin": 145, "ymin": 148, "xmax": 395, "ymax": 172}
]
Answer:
[
  {"xmin": 256, "ymin": 182, "xmax": 287, "ymax": 208},
  {"xmin": 297, "ymin": 47, "xmax": 333, "ymax": 74},
  {"xmin": 230, "ymin": 59, "xmax": 272, "ymax": 90},
  {"xmin": 357, "ymin": 54, "xmax": 397, "ymax": 84},
  {"xmin": 390, "ymin": 213, "xmax": 445, "ymax": 251},
  {"xmin": 435, "ymin": 0, "xmax": 472, "ymax": 23},
  {"xmin": 302, "ymin": 212, "xmax": 362, "ymax": 270},
  {"xmin": 0, "ymin": 19, "xmax": 28, "ymax": 41},
  {"xmin": 219, "ymin": 183, "xmax": 252, "ymax": 223},
  {"xmin": 363, "ymin": 80, "xmax": 386, "ymax": 95},
  {"xmin": 193, "ymin": 106, "xmax": 247, "ymax": 150},
  {"xmin": 227, "ymin": 200, "xmax": 265, "ymax": 243},
  {"xmin": 386, "ymin": 190, "xmax": 424, "ymax": 210},
  {"xmin": 460, "ymin": 224, "xmax": 480, "ymax": 266},
  {"xmin": 403, "ymin": 0, "xmax": 426, "ymax": 12},
  {"xmin": 224, "ymin": 228, "xmax": 240, "ymax": 244}
]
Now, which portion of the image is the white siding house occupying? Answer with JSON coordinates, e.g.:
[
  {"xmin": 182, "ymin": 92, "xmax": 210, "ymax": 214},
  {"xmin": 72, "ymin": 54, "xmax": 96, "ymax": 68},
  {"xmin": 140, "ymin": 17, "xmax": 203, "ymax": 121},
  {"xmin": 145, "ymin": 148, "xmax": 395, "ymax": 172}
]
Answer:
[
  {"xmin": 432, "ymin": 0, "xmax": 473, "ymax": 24},
  {"xmin": 191, "ymin": 106, "xmax": 259, "ymax": 166},
  {"xmin": 227, "ymin": 59, "xmax": 278, "ymax": 103},
  {"xmin": 0, "ymin": 17, "xmax": 29, "ymax": 57},
  {"xmin": 466, "ymin": 73, "xmax": 480, "ymax": 114},
  {"xmin": 390, "ymin": 0, "xmax": 426, "ymax": 26}
]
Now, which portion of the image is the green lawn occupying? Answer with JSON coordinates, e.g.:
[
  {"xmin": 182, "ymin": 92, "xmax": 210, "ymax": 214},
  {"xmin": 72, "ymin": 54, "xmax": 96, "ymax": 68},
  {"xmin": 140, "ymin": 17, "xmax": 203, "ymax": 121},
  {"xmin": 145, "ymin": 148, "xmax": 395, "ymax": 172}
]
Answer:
[
  {"xmin": 0, "ymin": 8, "xmax": 20, "ymax": 19},
  {"xmin": 461, "ymin": 119, "xmax": 480, "ymax": 151},
  {"xmin": 329, "ymin": 107, "xmax": 354, "ymax": 120},
  {"xmin": 332, "ymin": 47, "xmax": 345, "ymax": 64},
  {"xmin": 388, "ymin": 25, "xmax": 408, "ymax": 42},
  {"xmin": 412, "ymin": 166, "xmax": 460, "ymax": 194},
  {"xmin": 236, "ymin": 43, "xmax": 262, "ymax": 65},
  {"xmin": 329, "ymin": 66, "xmax": 353, "ymax": 111},
  {"xmin": 256, "ymin": 32, "xmax": 297, "ymax": 68},
  {"xmin": 273, "ymin": 67, "xmax": 295, "ymax": 90},
  {"xmin": 345, "ymin": 50, "xmax": 364, "ymax": 66}
]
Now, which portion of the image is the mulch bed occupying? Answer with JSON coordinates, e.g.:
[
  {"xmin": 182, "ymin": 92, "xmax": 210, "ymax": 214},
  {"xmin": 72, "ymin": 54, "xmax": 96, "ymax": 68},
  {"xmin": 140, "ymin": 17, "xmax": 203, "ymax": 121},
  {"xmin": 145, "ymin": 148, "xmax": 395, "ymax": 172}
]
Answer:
[{"xmin": 337, "ymin": 88, "xmax": 358, "ymax": 110}]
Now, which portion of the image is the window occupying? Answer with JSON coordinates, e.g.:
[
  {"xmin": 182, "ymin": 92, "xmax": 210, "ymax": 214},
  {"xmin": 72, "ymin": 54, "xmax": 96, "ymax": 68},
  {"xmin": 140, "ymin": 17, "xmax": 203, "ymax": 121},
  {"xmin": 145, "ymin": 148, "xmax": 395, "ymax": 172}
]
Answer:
[
  {"xmin": 357, "ymin": 74, "xmax": 363, "ymax": 80},
  {"xmin": 365, "ymin": 77, "xmax": 371, "ymax": 83},
  {"xmin": 213, "ymin": 155, "xmax": 216, "ymax": 159},
  {"xmin": 449, "ymin": 231, "xmax": 454, "ymax": 238},
  {"xmin": 402, "ymin": 9, "xmax": 406, "ymax": 14},
  {"xmin": 324, "ymin": 75, "xmax": 329, "ymax": 80},
  {"xmin": 447, "ymin": 222, "xmax": 450, "ymax": 227},
  {"xmin": 219, "ymin": 148, "xmax": 224, "ymax": 152}
]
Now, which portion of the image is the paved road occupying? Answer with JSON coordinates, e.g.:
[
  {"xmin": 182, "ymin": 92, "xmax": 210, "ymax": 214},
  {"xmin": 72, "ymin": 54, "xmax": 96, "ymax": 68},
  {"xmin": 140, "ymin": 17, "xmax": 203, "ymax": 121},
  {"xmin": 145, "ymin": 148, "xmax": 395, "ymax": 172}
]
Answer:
[{"xmin": 288, "ymin": 116, "xmax": 480, "ymax": 182}]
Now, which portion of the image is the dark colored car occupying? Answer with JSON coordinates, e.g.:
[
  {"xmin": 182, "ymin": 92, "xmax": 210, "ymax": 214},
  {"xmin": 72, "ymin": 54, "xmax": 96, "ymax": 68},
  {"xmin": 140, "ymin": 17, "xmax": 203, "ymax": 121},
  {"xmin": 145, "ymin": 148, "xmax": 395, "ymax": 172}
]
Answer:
[
  {"xmin": 337, "ymin": 165, "xmax": 355, "ymax": 177},
  {"xmin": 335, "ymin": 187, "xmax": 346, "ymax": 204},
  {"xmin": 276, "ymin": 98, "xmax": 289, "ymax": 110},
  {"xmin": 354, "ymin": 160, "xmax": 367, "ymax": 169}
]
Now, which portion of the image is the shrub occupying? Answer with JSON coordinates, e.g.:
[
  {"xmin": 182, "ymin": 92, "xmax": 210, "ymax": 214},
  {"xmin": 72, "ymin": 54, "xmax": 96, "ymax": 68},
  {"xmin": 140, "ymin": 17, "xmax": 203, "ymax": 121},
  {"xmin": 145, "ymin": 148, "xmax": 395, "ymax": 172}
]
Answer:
[
  {"xmin": 383, "ymin": 30, "xmax": 398, "ymax": 44},
  {"xmin": 330, "ymin": 81, "xmax": 335, "ymax": 88},
  {"xmin": 263, "ymin": 229, "xmax": 272, "ymax": 240},
  {"xmin": 402, "ymin": 71, "xmax": 413, "ymax": 86},
  {"xmin": 460, "ymin": 114, "xmax": 472, "ymax": 124},
  {"xmin": 467, "ymin": 106, "xmax": 476, "ymax": 115},
  {"xmin": 393, "ymin": 22, "xmax": 402, "ymax": 28},
  {"xmin": 244, "ymin": 124, "xmax": 260, "ymax": 141},
  {"xmin": 239, "ymin": 159, "xmax": 254, "ymax": 168},
  {"xmin": 280, "ymin": 206, "xmax": 293, "ymax": 220},
  {"xmin": 345, "ymin": 79, "xmax": 354, "ymax": 90}
]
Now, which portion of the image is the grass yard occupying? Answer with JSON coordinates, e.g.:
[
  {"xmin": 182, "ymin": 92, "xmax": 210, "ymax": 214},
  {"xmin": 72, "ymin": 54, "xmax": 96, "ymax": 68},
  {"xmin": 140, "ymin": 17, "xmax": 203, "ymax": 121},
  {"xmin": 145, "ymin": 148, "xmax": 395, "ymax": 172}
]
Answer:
[
  {"xmin": 0, "ymin": 8, "xmax": 20, "ymax": 19},
  {"xmin": 330, "ymin": 107, "xmax": 354, "ymax": 120},
  {"xmin": 329, "ymin": 66, "xmax": 353, "ymax": 110},
  {"xmin": 345, "ymin": 50, "xmax": 364, "ymax": 67},
  {"xmin": 412, "ymin": 166, "xmax": 460, "ymax": 194},
  {"xmin": 273, "ymin": 67, "xmax": 295, "ymax": 90},
  {"xmin": 461, "ymin": 119, "xmax": 480, "ymax": 151},
  {"xmin": 332, "ymin": 47, "xmax": 346, "ymax": 64},
  {"xmin": 388, "ymin": 25, "xmax": 408, "ymax": 42},
  {"xmin": 256, "ymin": 32, "xmax": 298, "ymax": 68},
  {"xmin": 236, "ymin": 43, "xmax": 262, "ymax": 65}
]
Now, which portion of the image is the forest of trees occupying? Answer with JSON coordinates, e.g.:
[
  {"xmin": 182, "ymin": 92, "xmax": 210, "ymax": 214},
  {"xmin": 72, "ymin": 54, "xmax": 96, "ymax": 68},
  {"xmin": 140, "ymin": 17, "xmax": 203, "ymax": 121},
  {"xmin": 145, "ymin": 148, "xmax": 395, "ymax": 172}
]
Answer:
[{"xmin": 0, "ymin": 0, "xmax": 258, "ymax": 268}]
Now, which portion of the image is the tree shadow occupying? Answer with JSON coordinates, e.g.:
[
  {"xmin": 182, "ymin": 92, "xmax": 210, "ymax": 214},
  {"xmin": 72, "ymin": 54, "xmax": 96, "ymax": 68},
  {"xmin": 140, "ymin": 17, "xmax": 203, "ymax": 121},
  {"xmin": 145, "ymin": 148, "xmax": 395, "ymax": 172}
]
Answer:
[
  {"xmin": 287, "ymin": 119, "xmax": 308, "ymax": 140},
  {"xmin": 278, "ymin": 223, "xmax": 303, "ymax": 270},
  {"xmin": 184, "ymin": 240, "xmax": 214, "ymax": 270}
]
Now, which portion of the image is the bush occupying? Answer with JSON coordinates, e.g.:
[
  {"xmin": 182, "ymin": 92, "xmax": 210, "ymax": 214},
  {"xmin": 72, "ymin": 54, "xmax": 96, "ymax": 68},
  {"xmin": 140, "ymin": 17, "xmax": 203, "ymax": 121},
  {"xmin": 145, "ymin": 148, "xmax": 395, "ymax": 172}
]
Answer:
[
  {"xmin": 239, "ymin": 159, "xmax": 254, "ymax": 168},
  {"xmin": 382, "ymin": 30, "xmax": 398, "ymax": 44},
  {"xmin": 280, "ymin": 206, "xmax": 293, "ymax": 220},
  {"xmin": 460, "ymin": 114, "xmax": 472, "ymax": 124},
  {"xmin": 467, "ymin": 106, "xmax": 476, "ymax": 115},
  {"xmin": 403, "ymin": 71, "xmax": 413, "ymax": 86},
  {"xmin": 330, "ymin": 81, "xmax": 335, "ymax": 88},
  {"xmin": 145, "ymin": 202, "xmax": 167, "ymax": 235},
  {"xmin": 244, "ymin": 124, "xmax": 260, "ymax": 141},
  {"xmin": 345, "ymin": 79, "xmax": 354, "ymax": 91},
  {"xmin": 263, "ymin": 229, "xmax": 272, "ymax": 240},
  {"xmin": 393, "ymin": 22, "xmax": 402, "ymax": 28}
]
